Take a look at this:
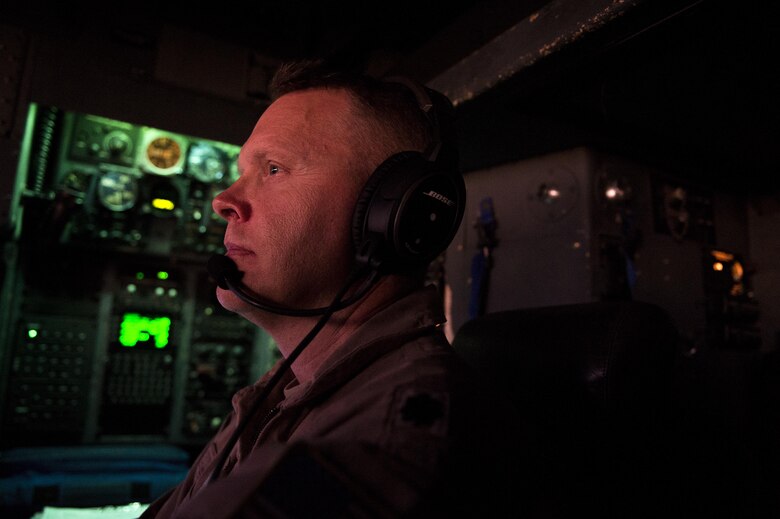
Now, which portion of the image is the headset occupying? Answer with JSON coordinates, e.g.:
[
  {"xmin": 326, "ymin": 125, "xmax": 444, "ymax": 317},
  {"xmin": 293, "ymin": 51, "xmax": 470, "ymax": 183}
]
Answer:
[
  {"xmin": 351, "ymin": 76, "xmax": 466, "ymax": 275},
  {"xmin": 204, "ymin": 77, "xmax": 466, "ymax": 485}
]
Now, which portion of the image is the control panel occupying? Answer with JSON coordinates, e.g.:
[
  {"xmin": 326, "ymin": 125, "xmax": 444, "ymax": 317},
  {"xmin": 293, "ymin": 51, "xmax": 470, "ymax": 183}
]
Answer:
[
  {"xmin": 18, "ymin": 104, "xmax": 240, "ymax": 258},
  {"xmin": 181, "ymin": 271, "xmax": 274, "ymax": 441},
  {"xmin": 2, "ymin": 316, "xmax": 96, "ymax": 446},
  {"xmin": 0, "ymin": 104, "xmax": 274, "ymax": 451},
  {"xmin": 99, "ymin": 266, "xmax": 182, "ymax": 437}
]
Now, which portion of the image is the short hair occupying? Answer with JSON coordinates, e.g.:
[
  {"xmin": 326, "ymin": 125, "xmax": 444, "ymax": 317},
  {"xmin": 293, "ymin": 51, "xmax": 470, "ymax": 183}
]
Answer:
[
  {"xmin": 268, "ymin": 60, "xmax": 459, "ymax": 284},
  {"xmin": 268, "ymin": 59, "xmax": 436, "ymax": 169}
]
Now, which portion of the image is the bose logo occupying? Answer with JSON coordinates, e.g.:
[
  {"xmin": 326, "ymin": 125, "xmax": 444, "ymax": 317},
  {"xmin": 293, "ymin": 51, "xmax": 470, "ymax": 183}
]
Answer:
[{"xmin": 423, "ymin": 190, "xmax": 455, "ymax": 207}]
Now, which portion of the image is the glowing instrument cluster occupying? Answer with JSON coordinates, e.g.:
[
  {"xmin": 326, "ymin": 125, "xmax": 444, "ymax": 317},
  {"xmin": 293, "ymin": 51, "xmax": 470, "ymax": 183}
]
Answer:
[{"xmin": 41, "ymin": 108, "xmax": 242, "ymax": 256}]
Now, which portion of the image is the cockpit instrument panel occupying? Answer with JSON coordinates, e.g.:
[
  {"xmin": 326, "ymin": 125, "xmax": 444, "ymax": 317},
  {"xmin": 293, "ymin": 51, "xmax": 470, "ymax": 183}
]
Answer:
[{"xmin": 18, "ymin": 103, "xmax": 242, "ymax": 257}]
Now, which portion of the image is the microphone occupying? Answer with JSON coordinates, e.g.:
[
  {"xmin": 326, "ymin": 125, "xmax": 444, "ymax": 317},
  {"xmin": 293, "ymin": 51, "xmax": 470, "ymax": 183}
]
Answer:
[
  {"xmin": 207, "ymin": 254, "xmax": 242, "ymax": 290},
  {"xmin": 207, "ymin": 254, "xmax": 378, "ymax": 317}
]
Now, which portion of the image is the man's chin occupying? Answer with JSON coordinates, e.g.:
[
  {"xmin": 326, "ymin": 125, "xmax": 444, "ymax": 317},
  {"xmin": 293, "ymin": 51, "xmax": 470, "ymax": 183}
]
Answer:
[{"xmin": 216, "ymin": 286, "xmax": 280, "ymax": 317}]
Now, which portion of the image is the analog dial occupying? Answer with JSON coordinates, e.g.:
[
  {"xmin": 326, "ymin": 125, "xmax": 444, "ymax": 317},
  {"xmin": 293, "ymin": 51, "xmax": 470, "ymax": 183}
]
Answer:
[
  {"xmin": 146, "ymin": 137, "xmax": 182, "ymax": 170},
  {"xmin": 98, "ymin": 171, "xmax": 138, "ymax": 211},
  {"xmin": 188, "ymin": 143, "xmax": 227, "ymax": 183}
]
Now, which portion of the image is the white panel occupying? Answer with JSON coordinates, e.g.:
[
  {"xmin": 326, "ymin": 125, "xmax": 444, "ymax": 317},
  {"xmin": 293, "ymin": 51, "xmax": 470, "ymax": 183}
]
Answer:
[{"xmin": 445, "ymin": 147, "xmax": 596, "ymax": 336}]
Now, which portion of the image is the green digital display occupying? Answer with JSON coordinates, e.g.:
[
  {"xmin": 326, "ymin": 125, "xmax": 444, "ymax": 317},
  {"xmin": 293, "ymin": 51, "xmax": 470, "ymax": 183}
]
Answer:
[{"xmin": 119, "ymin": 313, "xmax": 171, "ymax": 348}]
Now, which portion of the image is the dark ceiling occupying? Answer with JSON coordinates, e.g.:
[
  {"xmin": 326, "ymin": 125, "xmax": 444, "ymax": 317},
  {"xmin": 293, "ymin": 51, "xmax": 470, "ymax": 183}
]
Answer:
[
  {"xmin": 450, "ymin": 0, "xmax": 780, "ymax": 195},
  {"xmin": 4, "ymin": 0, "xmax": 547, "ymax": 83},
  {"xmin": 5, "ymin": 0, "xmax": 779, "ymax": 195}
]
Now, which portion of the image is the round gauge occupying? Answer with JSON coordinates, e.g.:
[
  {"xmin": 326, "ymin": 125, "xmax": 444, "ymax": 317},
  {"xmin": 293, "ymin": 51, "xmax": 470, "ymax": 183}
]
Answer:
[
  {"xmin": 146, "ymin": 137, "xmax": 182, "ymax": 170},
  {"xmin": 188, "ymin": 143, "xmax": 227, "ymax": 183},
  {"xmin": 98, "ymin": 171, "xmax": 138, "ymax": 211}
]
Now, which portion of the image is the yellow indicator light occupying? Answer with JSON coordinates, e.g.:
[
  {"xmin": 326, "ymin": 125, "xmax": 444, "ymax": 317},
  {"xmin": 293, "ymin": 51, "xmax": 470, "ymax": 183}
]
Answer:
[
  {"xmin": 152, "ymin": 198, "xmax": 175, "ymax": 210},
  {"xmin": 712, "ymin": 262, "xmax": 724, "ymax": 272}
]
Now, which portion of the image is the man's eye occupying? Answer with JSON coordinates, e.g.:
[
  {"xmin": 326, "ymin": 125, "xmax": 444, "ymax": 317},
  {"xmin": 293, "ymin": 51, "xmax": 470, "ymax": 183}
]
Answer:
[{"xmin": 269, "ymin": 164, "xmax": 280, "ymax": 176}]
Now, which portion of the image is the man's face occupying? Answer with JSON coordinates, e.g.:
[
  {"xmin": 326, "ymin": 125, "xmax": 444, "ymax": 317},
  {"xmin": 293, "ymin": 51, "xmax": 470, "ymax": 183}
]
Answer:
[{"xmin": 212, "ymin": 89, "xmax": 366, "ymax": 316}]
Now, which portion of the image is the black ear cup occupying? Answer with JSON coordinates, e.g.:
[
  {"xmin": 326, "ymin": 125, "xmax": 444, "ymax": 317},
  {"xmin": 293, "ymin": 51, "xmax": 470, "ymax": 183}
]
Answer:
[
  {"xmin": 352, "ymin": 150, "xmax": 466, "ymax": 273},
  {"xmin": 352, "ymin": 151, "xmax": 420, "ymax": 254}
]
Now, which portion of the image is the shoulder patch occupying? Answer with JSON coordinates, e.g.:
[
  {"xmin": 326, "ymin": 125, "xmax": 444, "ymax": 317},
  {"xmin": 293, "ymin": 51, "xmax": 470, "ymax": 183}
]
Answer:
[
  {"xmin": 401, "ymin": 393, "xmax": 444, "ymax": 426},
  {"xmin": 391, "ymin": 388, "xmax": 449, "ymax": 437}
]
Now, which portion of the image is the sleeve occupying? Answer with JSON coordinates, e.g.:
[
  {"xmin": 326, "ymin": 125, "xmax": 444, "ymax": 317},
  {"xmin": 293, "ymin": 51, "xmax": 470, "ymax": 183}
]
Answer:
[{"xmin": 167, "ymin": 440, "xmax": 438, "ymax": 519}]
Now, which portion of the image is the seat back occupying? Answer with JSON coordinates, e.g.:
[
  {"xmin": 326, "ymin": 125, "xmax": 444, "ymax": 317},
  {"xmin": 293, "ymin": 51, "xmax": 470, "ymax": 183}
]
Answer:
[{"xmin": 452, "ymin": 300, "xmax": 679, "ymax": 517}]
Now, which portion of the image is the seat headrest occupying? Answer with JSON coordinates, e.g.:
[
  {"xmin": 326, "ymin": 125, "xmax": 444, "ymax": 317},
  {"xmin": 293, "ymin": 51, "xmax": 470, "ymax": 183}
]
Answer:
[{"xmin": 452, "ymin": 301, "xmax": 679, "ymax": 421}]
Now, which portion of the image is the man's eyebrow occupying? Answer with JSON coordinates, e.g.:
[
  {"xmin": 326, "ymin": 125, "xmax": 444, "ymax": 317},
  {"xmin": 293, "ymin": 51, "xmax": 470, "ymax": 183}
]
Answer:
[
  {"xmin": 248, "ymin": 150, "xmax": 269, "ymax": 163},
  {"xmin": 238, "ymin": 132, "xmax": 313, "ymax": 177},
  {"xmin": 236, "ymin": 149, "xmax": 270, "ymax": 174}
]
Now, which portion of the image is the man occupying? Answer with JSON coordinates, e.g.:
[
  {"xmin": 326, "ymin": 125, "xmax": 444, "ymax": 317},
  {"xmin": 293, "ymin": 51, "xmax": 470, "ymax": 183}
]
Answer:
[{"xmin": 141, "ymin": 59, "xmax": 524, "ymax": 518}]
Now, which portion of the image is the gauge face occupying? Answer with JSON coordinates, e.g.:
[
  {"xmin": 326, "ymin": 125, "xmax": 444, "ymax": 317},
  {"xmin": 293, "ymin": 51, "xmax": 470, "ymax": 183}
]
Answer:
[
  {"xmin": 146, "ymin": 137, "xmax": 182, "ymax": 170},
  {"xmin": 98, "ymin": 171, "xmax": 138, "ymax": 211},
  {"xmin": 188, "ymin": 143, "xmax": 227, "ymax": 183}
]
